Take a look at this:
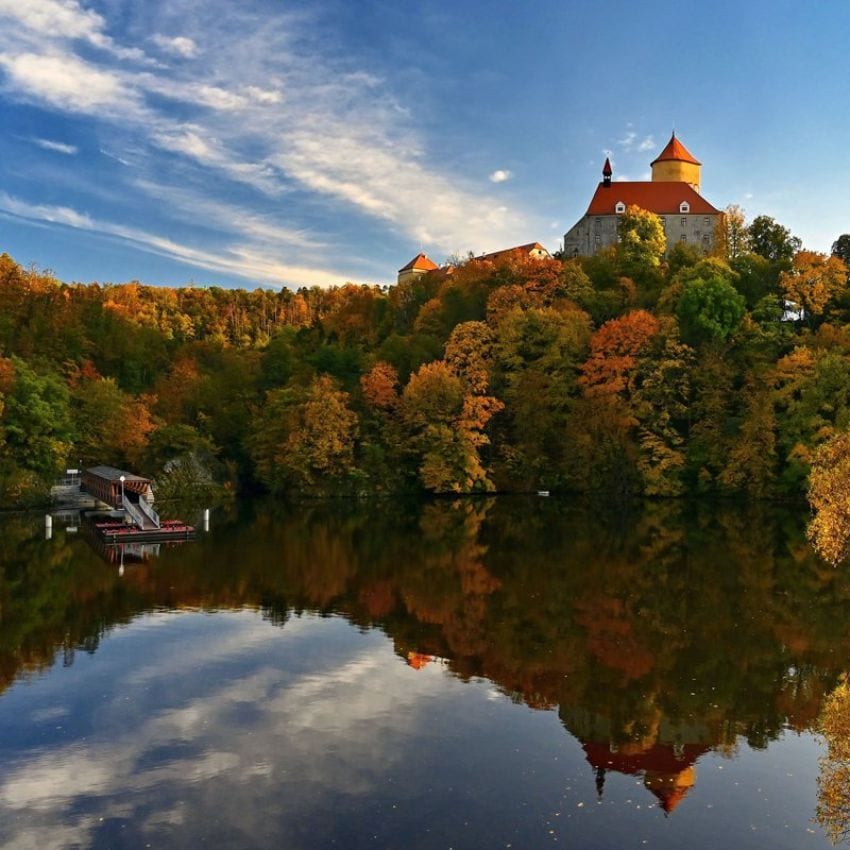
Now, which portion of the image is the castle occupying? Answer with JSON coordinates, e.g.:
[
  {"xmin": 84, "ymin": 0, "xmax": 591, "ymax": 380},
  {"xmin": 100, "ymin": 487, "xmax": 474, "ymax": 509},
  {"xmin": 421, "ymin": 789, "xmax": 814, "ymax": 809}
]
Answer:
[
  {"xmin": 397, "ymin": 132, "xmax": 722, "ymax": 281},
  {"xmin": 563, "ymin": 132, "xmax": 722, "ymax": 257}
]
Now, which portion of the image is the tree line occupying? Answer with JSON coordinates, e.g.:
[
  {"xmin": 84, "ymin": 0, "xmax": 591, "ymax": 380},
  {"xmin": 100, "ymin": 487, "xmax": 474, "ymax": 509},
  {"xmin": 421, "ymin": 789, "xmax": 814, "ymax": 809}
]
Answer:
[{"xmin": 1, "ymin": 210, "xmax": 849, "ymax": 549}]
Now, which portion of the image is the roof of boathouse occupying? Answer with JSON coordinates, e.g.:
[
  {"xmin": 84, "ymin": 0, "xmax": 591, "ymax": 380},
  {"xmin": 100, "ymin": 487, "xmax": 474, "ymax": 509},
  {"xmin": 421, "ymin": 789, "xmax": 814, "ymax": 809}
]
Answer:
[{"xmin": 85, "ymin": 465, "xmax": 150, "ymax": 483}]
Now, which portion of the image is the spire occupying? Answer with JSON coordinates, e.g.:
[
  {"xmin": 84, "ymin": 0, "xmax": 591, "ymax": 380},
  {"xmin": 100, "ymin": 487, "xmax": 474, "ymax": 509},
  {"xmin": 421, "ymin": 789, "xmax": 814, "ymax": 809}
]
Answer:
[{"xmin": 602, "ymin": 156, "xmax": 612, "ymax": 187}]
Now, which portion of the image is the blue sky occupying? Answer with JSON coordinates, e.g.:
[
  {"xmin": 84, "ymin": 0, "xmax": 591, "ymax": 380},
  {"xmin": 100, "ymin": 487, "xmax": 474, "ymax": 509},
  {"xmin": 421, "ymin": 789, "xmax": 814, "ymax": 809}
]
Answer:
[{"xmin": 0, "ymin": 0, "xmax": 848, "ymax": 289}]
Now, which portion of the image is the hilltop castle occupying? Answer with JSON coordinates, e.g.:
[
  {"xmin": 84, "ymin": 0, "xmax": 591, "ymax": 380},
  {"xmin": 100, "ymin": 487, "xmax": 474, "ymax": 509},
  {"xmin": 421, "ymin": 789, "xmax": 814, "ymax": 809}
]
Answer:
[
  {"xmin": 396, "ymin": 132, "xmax": 722, "ymax": 278},
  {"xmin": 563, "ymin": 132, "xmax": 722, "ymax": 257}
]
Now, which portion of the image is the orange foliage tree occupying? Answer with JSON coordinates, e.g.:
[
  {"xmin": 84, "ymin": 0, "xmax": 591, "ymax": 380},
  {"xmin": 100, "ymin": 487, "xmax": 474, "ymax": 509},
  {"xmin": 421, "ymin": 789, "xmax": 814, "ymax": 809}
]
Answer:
[{"xmin": 780, "ymin": 251, "xmax": 848, "ymax": 325}]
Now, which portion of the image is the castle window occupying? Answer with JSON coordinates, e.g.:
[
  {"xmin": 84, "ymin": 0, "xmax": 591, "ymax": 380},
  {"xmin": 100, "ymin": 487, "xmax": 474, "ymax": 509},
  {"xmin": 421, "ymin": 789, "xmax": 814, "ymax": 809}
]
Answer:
[
  {"xmin": 615, "ymin": 202, "xmax": 626, "ymax": 214},
  {"xmin": 704, "ymin": 216, "xmax": 710, "ymax": 226},
  {"xmin": 681, "ymin": 217, "xmax": 687, "ymax": 228},
  {"xmin": 660, "ymin": 217, "xmax": 666, "ymax": 227},
  {"xmin": 680, "ymin": 234, "xmax": 687, "ymax": 243},
  {"xmin": 594, "ymin": 234, "xmax": 601, "ymax": 246},
  {"xmin": 679, "ymin": 201, "xmax": 690, "ymax": 213}
]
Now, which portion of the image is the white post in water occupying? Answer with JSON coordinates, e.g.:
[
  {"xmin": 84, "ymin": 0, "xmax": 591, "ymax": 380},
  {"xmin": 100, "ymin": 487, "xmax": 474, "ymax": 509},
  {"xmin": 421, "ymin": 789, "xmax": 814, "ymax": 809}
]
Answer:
[
  {"xmin": 203, "ymin": 508, "xmax": 210, "ymax": 532},
  {"xmin": 119, "ymin": 475, "xmax": 126, "ymax": 522},
  {"xmin": 45, "ymin": 514, "xmax": 52, "ymax": 540}
]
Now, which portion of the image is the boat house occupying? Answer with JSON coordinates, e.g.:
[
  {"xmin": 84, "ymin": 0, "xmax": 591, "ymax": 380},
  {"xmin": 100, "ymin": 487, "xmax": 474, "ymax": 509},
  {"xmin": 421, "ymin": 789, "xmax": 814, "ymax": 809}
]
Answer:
[{"xmin": 81, "ymin": 466, "xmax": 154, "ymax": 509}]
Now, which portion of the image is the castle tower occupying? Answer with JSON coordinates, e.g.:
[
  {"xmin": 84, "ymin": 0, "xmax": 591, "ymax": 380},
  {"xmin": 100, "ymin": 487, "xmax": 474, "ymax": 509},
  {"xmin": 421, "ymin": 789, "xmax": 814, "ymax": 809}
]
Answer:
[{"xmin": 650, "ymin": 132, "xmax": 702, "ymax": 193}]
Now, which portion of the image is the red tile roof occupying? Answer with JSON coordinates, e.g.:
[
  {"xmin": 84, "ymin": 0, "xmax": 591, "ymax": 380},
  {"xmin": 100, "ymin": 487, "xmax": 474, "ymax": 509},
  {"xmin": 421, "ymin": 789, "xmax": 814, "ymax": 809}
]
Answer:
[
  {"xmin": 651, "ymin": 133, "xmax": 701, "ymax": 166},
  {"xmin": 398, "ymin": 253, "xmax": 439, "ymax": 273},
  {"xmin": 585, "ymin": 182, "xmax": 720, "ymax": 216},
  {"xmin": 480, "ymin": 242, "xmax": 550, "ymax": 262}
]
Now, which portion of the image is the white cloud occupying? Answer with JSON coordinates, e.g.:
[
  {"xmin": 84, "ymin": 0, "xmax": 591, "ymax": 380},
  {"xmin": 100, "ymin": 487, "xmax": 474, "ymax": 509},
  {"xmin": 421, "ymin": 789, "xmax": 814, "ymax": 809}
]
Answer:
[
  {"xmin": 0, "ymin": 51, "xmax": 136, "ymax": 113},
  {"xmin": 246, "ymin": 85, "xmax": 282, "ymax": 104},
  {"xmin": 0, "ymin": 613, "xmax": 456, "ymax": 848},
  {"xmin": 0, "ymin": 0, "xmax": 147, "ymax": 61},
  {"xmin": 152, "ymin": 34, "xmax": 198, "ymax": 58},
  {"xmin": 0, "ymin": 1, "xmax": 545, "ymax": 277},
  {"xmin": 0, "ymin": 191, "xmax": 94, "ymax": 229},
  {"xmin": 489, "ymin": 169, "xmax": 512, "ymax": 183},
  {"xmin": 617, "ymin": 130, "xmax": 656, "ymax": 155},
  {"xmin": 33, "ymin": 137, "xmax": 78, "ymax": 155},
  {"xmin": 0, "ymin": 0, "xmax": 104, "ymax": 41},
  {"xmin": 151, "ymin": 128, "xmax": 217, "ymax": 162},
  {"xmin": 0, "ymin": 191, "xmax": 355, "ymax": 288}
]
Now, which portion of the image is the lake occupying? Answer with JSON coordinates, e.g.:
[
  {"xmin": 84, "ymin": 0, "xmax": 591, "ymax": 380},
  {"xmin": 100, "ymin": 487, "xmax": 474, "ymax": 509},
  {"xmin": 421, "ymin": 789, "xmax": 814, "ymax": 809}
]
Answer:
[{"xmin": 1, "ymin": 496, "xmax": 849, "ymax": 848}]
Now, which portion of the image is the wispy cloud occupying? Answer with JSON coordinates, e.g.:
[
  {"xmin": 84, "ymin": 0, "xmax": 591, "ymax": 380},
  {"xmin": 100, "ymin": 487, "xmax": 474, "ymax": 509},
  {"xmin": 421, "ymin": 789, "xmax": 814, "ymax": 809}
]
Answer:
[
  {"xmin": 0, "ymin": 191, "xmax": 355, "ymax": 288},
  {"xmin": 617, "ymin": 129, "xmax": 655, "ymax": 155},
  {"xmin": 0, "ymin": 0, "xmax": 545, "ymax": 283},
  {"xmin": 0, "ymin": 51, "xmax": 137, "ymax": 113},
  {"xmin": 33, "ymin": 137, "xmax": 78, "ymax": 155},
  {"xmin": 151, "ymin": 34, "xmax": 198, "ymax": 58},
  {"xmin": 0, "ymin": 0, "xmax": 149, "ymax": 61}
]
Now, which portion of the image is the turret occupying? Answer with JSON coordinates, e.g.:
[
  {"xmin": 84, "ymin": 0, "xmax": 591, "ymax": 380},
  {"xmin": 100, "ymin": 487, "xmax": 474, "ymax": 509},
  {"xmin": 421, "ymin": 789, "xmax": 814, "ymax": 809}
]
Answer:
[
  {"xmin": 602, "ymin": 156, "xmax": 613, "ymax": 188},
  {"xmin": 650, "ymin": 132, "xmax": 702, "ymax": 193}
]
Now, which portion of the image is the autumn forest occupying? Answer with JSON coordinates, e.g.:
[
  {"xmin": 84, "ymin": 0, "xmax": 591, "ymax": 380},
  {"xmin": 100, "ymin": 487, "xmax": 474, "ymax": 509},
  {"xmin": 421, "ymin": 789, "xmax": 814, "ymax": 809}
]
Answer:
[{"xmin": 2, "ymin": 209, "xmax": 850, "ymax": 555}]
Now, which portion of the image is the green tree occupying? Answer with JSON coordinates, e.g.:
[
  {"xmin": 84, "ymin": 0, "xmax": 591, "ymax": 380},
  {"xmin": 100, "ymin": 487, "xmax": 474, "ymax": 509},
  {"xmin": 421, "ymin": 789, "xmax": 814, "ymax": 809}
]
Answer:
[
  {"xmin": 251, "ymin": 375, "xmax": 360, "ymax": 493},
  {"xmin": 719, "ymin": 380, "xmax": 777, "ymax": 497},
  {"xmin": 730, "ymin": 252, "xmax": 777, "ymax": 307},
  {"xmin": 0, "ymin": 357, "xmax": 73, "ymax": 505},
  {"xmin": 633, "ymin": 338, "xmax": 694, "ymax": 496},
  {"xmin": 491, "ymin": 306, "xmax": 592, "ymax": 488},
  {"xmin": 746, "ymin": 215, "xmax": 801, "ymax": 263},
  {"xmin": 677, "ymin": 274, "xmax": 746, "ymax": 345},
  {"xmin": 832, "ymin": 234, "xmax": 850, "ymax": 269}
]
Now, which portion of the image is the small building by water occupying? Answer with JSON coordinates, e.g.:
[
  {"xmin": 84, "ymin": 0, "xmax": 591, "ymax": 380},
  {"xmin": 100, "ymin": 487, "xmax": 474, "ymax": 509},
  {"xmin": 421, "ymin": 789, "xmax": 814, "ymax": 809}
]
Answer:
[{"xmin": 81, "ymin": 466, "xmax": 154, "ymax": 509}]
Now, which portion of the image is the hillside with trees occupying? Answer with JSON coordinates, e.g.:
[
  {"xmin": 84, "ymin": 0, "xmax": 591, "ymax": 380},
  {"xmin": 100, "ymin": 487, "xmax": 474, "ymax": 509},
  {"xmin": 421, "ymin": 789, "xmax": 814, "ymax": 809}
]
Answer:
[{"xmin": 1, "ymin": 209, "xmax": 849, "ymax": 554}]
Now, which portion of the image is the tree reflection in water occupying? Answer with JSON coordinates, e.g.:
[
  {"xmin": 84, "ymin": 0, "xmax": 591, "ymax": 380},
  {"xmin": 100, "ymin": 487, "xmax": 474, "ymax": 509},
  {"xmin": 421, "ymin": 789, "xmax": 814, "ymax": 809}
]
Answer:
[
  {"xmin": 817, "ymin": 677, "xmax": 850, "ymax": 844},
  {"xmin": 2, "ymin": 496, "xmax": 850, "ymax": 817}
]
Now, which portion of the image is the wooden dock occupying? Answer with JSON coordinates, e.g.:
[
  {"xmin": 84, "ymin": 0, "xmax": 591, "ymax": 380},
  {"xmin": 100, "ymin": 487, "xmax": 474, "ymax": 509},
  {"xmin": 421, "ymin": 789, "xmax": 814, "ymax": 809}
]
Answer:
[{"xmin": 93, "ymin": 518, "xmax": 196, "ymax": 543}]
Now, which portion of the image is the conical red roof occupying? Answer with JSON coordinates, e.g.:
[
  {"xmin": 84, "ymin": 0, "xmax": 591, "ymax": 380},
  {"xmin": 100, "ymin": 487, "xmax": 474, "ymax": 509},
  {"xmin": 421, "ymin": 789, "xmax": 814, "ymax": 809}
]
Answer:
[
  {"xmin": 602, "ymin": 157, "xmax": 613, "ymax": 176},
  {"xmin": 398, "ymin": 253, "xmax": 439, "ymax": 273},
  {"xmin": 651, "ymin": 133, "xmax": 701, "ymax": 166}
]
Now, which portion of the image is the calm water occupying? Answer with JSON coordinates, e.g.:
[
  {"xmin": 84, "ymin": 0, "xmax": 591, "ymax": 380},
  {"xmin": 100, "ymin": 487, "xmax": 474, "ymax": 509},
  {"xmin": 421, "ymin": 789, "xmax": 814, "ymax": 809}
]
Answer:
[{"xmin": 1, "ymin": 497, "xmax": 849, "ymax": 848}]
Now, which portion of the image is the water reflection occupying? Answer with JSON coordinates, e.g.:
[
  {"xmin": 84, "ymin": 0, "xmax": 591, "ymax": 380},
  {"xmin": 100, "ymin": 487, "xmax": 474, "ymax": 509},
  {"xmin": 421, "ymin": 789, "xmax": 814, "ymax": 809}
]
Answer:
[{"xmin": 1, "ymin": 497, "xmax": 849, "ymax": 846}]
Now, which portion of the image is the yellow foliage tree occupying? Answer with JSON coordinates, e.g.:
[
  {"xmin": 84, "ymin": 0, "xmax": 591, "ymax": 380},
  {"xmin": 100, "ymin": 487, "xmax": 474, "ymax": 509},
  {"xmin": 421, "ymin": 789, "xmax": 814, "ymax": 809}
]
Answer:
[
  {"xmin": 808, "ymin": 431, "xmax": 850, "ymax": 565},
  {"xmin": 780, "ymin": 251, "xmax": 848, "ymax": 324},
  {"xmin": 401, "ymin": 361, "xmax": 503, "ymax": 493}
]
